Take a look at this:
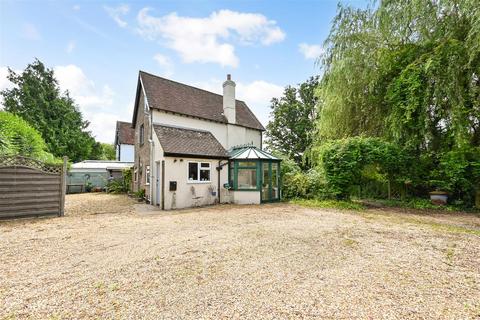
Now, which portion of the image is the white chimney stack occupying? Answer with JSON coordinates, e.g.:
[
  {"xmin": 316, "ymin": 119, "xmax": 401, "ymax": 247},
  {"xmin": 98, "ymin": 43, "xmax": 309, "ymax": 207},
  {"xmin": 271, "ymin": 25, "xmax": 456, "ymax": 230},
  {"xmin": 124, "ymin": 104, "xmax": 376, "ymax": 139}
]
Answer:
[{"xmin": 223, "ymin": 74, "xmax": 236, "ymax": 124}]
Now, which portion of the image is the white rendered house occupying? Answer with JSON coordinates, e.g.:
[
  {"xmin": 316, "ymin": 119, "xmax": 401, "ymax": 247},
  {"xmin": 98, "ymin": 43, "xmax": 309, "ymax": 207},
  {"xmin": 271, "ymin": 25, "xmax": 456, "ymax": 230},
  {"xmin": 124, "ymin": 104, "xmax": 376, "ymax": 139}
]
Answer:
[
  {"xmin": 131, "ymin": 71, "xmax": 280, "ymax": 209},
  {"xmin": 114, "ymin": 121, "xmax": 135, "ymax": 162}
]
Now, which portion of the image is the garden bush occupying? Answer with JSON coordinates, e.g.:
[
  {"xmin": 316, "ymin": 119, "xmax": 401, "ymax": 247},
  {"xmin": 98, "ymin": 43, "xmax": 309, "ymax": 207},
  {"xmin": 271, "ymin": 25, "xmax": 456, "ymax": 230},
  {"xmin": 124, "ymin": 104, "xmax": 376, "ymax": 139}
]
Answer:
[
  {"xmin": 313, "ymin": 137, "xmax": 410, "ymax": 199},
  {"xmin": 0, "ymin": 111, "xmax": 58, "ymax": 163}
]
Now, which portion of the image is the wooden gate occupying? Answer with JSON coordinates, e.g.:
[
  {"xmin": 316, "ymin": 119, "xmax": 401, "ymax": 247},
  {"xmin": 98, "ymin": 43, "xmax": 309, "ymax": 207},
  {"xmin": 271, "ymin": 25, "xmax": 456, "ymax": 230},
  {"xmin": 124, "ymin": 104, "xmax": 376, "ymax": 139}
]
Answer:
[{"xmin": 0, "ymin": 156, "xmax": 67, "ymax": 219}]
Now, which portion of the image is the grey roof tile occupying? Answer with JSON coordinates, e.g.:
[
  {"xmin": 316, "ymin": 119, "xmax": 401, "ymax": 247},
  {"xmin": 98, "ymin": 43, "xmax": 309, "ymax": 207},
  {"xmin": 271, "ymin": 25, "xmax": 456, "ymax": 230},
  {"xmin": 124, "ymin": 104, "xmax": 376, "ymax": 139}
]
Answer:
[
  {"xmin": 140, "ymin": 71, "xmax": 265, "ymax": 131},
  {"xmin": 153, "ymin": 124, "xmax": 229, "ymax": 159}
]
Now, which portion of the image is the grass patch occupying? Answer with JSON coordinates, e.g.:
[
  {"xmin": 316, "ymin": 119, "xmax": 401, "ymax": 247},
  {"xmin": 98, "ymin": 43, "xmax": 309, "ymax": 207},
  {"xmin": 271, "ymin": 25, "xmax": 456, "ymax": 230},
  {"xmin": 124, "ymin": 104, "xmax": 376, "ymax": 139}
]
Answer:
[
  {"xmin": 365, "ymin": 198, "xmax": 480, "ymax": 213},
  {"xmin": 290, "ymin": 199, "xmax": 366, "ymax": 211}
]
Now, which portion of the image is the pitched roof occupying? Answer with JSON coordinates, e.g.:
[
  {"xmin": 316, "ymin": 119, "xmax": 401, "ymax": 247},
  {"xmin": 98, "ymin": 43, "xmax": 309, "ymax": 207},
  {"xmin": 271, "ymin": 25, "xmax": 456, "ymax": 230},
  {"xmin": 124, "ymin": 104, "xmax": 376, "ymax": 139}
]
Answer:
[
  {"xmin": 115, "ymin": 121, "xmax": 135, "ymax": 145},
  {"xmin": 229, "ymin": 145, "xmax": 281, "ymax": 161},
  {"xmin": 136, "ymin": 71, "xmax": 265, "ymax": 131},
  {"xmin": 153, "ymin": 124, "xmax": 229, "ymax": 159}
]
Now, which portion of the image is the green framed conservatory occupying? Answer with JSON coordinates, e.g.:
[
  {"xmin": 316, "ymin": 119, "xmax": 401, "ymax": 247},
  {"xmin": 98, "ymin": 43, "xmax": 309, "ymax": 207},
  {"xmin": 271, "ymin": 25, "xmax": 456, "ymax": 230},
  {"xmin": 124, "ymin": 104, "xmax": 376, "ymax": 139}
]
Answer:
[{"xmin": 227, "ymin": 145, "xmax": 281, "ymax": 203}]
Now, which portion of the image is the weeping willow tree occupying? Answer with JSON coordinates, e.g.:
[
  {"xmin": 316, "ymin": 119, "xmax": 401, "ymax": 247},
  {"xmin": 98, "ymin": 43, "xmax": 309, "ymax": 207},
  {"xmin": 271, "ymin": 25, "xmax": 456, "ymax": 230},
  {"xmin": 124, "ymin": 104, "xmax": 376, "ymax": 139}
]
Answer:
[
  {"xmin": 317, "ymin": 0, "xmax": 480, "ymax": 153},
  {"xmin": 313, "ymin": 0, "xmax": 480, "ymax": 204}
]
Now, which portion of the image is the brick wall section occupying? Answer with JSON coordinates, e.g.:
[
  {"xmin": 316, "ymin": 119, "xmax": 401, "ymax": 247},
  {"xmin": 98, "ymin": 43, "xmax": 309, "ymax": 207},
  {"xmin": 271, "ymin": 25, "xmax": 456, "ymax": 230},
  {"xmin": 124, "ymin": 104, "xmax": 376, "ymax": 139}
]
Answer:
[{"xmin": 133, "ymin": 90, "xmax": 151, "ymax": 200}]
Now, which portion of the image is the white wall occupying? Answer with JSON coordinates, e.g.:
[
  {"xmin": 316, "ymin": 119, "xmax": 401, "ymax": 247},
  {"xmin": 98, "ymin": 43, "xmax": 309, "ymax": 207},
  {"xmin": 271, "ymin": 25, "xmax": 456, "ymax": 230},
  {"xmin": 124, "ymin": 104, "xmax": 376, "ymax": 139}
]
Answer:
[
  {"xmin": 119, "ymin": 144, "xmax": 134, "ymax": 162},
  {"xmin": 161, "ymin": 156, "xmax": 229, "ymax": 210},
  {"xmin": 231, "ymin": 191, "xmax": 261, "ymax": 204},
  {"xmin": 152, "ymin": 110, "xmax": 261, "ymax": 150}
]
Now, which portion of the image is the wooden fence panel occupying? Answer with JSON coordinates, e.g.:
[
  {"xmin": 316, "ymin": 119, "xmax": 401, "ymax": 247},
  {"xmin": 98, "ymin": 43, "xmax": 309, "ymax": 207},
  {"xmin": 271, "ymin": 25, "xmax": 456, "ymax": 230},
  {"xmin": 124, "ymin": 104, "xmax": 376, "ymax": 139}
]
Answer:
[{"xmin": 0, "ymin": 156, "xmax": 67, "ymax": 219}]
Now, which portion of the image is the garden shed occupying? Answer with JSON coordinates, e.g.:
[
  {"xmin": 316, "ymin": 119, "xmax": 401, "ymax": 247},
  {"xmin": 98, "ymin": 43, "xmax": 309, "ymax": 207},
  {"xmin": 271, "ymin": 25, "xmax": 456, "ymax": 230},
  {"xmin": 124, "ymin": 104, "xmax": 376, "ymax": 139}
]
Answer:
[
  {"xmin": 227, "ymin": 145, "xmax": 281, "ymax": 203},
  {"xmin": 67, "ymin": 160, "xmax": 133, "ymax": 193}
]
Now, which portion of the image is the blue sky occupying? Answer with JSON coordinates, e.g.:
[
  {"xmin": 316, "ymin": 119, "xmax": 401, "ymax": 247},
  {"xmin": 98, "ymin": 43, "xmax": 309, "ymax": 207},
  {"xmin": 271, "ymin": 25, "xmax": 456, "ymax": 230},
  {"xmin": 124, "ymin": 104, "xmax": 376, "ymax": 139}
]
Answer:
[{"xmin": 0, "ymin": 0, "xmax": 367, "ymax": 142}]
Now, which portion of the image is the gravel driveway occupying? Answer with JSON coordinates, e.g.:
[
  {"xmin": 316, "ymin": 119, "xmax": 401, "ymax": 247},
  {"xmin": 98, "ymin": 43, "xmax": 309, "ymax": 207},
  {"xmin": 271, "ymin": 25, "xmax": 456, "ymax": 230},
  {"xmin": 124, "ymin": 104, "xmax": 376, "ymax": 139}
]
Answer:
[{"xmin": 1, "ymin": 193, "xmax": 479, "ymax": 319}]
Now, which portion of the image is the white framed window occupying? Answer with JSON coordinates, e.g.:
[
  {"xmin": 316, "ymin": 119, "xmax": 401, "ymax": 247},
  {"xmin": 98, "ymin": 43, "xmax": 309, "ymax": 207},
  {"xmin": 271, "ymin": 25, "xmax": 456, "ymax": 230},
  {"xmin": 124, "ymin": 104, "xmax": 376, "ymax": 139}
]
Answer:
[
  {"xmin": 146, "ymin": 165, "xmax": 150, "ymax": 185},
  {"xmin": 188, "ymin": 162, "xmax": 211, "ymax": 183}
]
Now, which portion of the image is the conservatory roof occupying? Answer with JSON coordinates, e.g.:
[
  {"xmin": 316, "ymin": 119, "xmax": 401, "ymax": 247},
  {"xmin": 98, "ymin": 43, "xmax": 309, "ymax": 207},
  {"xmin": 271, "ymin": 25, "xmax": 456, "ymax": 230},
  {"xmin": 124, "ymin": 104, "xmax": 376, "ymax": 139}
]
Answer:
[{"xmin": 228, "ymin": 145, "xmax": 280, "ymax": 161}]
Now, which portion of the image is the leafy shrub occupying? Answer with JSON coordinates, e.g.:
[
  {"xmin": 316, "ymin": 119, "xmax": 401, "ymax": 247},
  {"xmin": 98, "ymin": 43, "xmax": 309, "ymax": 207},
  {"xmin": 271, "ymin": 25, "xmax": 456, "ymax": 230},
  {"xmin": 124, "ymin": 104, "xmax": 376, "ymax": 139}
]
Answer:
[
  {"xmin": 134, "ymin": 188, "xmax": 145, "ymax": 199},
  {"xmin": 429, "ymin": 146, "xmax": 480, "ymax": 206},
  {"xmin": 313, "ymin": 137, "xmax": 409, "ymax": 199},
  {"xmin": 106, "ymin": 168, "xmax": 133, "ymax": 194}
]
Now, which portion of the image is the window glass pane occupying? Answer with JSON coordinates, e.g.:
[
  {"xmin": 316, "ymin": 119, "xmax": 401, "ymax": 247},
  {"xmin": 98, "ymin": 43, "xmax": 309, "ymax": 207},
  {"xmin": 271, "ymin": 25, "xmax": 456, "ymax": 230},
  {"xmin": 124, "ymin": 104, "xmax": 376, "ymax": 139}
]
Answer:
[
  {"xmin": 262, "ymin": 162, "xmax": 269, "ymax": 200},
  {"xmin": 238, "ymin": 161, "xmax": 256, "ymax": 167},
  {"xmin": 200, "ymin": 169, "xmax": 210, "ymax": 181},
  {"xmin": 238, "ymin": 168, "xmax": 257, "ymax": 189},
  {"xmin": 229, "ymin": 163, "xmax": 234, "ymax": 186},
  {"xmin": 201, "ymin": 162, "xmax": 210, "ymax": 168},
  {"xmin": 188, "ymin": 163, "xmax": 198, "ymax": 181},
  {"xmin": 271, "ymin": 163, "xmax": 278, "ymax": 198}
]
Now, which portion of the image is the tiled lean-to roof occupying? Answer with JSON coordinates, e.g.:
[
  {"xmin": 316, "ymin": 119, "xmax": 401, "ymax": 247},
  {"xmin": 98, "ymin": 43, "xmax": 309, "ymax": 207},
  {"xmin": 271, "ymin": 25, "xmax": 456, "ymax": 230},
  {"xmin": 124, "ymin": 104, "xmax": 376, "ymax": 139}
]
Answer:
[
  {"xmin": 153, "ymin": 124, "xmax": 229, "ymax": 159},
  {"xmin": 137, "ymin": 71, "xmax": 265, "ymax": 131}
]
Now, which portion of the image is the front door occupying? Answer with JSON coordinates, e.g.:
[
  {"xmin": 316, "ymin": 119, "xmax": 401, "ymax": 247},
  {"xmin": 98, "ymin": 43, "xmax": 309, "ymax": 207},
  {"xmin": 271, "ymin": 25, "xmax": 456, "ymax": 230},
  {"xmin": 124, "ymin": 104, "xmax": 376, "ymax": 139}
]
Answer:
[{"xmin": 261, "ymin": 162, "xmax": 280, "ymax": 202}]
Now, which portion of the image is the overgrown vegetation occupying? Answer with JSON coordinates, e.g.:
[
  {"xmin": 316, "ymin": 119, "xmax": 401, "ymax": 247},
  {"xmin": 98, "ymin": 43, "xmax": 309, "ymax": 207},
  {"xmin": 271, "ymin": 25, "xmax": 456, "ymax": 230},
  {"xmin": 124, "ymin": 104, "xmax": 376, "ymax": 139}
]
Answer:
[
  {"xmin": 106, "ymin": 168, "xmax": 132, "ymax": 194},
  {"xmin": 269, "ymin": 0, "xmax": 480, "ymax": 209},
  {"xmin": 0, "ymin": 111, "xmax": 59, "ymax": 163}
]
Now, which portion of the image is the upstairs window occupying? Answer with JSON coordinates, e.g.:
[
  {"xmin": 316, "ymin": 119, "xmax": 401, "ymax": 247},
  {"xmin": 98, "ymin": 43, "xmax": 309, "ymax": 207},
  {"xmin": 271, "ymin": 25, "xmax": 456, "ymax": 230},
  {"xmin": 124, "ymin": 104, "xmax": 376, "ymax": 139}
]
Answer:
[{"xmin": 188, "ymin": 162, "xmax": 211, "ymax": 182}]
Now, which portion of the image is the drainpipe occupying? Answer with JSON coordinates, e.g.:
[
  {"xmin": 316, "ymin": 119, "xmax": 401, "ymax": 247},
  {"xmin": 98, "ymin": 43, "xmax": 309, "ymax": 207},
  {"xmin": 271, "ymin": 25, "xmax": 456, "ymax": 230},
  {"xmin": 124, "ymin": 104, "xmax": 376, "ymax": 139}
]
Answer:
[{"xmin": 216, "ymin": 160, "xmax": 229, "ymax": 204}]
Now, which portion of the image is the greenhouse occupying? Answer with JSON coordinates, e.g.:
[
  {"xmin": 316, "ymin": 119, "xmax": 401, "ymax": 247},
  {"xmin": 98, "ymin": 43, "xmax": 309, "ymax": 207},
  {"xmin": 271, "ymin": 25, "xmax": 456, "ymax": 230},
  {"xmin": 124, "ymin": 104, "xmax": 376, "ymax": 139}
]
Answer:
[{"xmin": 227, "ymin": 145, "xmax": 281, "ymax": 203}]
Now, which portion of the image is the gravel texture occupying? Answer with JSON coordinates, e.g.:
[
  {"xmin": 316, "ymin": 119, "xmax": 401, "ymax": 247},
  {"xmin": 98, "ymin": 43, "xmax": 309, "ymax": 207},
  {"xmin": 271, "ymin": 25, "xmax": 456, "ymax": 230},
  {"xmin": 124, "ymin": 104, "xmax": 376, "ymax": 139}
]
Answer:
[{"xmin": 1, "ymin": 193, "xmax": 479, "ymax": 319}]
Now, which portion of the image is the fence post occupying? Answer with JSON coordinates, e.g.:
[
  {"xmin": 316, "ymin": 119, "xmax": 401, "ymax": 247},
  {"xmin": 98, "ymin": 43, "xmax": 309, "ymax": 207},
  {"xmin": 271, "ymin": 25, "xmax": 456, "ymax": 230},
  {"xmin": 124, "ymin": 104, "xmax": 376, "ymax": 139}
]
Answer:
[{"xmin": 59, "ymin": 156, "xmax": 68, "ymax": 216}]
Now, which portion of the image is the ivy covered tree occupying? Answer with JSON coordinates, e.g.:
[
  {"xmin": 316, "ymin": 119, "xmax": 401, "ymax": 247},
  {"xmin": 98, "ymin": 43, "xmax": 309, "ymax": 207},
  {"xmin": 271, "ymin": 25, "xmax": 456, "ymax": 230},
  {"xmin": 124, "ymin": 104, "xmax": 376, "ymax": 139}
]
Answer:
[
  {"xmin": 1, "ymin": 59, "xmax": 97, "ymax": 162},
  {"xmin": 266, "ymin": 76, "xmax": 319, "ymax": 170}
]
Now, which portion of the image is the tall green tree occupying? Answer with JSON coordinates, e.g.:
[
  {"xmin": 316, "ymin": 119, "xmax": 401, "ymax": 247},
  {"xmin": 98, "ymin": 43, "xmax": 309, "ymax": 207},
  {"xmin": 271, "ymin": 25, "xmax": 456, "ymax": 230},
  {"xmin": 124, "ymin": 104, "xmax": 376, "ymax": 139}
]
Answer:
[
  {"xmin": 318, "ymin": 0, "xmax": 480, "ymax": 153},
  {"xmin": 313, "ymin": 0, "xmax": 480, "ymax": 205},
  {"xmin": 266, "ymin": 76, "xmax": 319, "ymax": 170},
  {"xmin": 90, "ymin": 142, "xmax": 116, "ymax": 160},
  {"xmin": 1, "ymin": 59, "xmax": 96, "ymax": 162}
]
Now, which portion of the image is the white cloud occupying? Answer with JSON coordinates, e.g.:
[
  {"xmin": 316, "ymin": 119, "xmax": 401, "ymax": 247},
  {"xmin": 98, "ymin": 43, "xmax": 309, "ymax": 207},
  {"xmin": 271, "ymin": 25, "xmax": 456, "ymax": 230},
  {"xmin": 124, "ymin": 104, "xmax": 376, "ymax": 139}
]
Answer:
[
  {"xmin": 0, "ymin": 67, "xmax": 14, "ymax": 107},
  {"xmin": 66, "ymin": 40, "xmax": 76, "ymax": 53},
  {"xmin": 73, "ymin": 4, "xmax": 80, "ymax": 11},
  {"xmin": 22, "ymin": 23, "xmax": 41, "ymax": 40},
  {"xmin": 136, "ymin": 9, "xmax": 285, "ymax": 67},
  {"xmin": 153, "ymin": 54, "xmax": 174, "ymax": 77},
  {"xmin": 0, "ymin": 67, "xmax": 12, "ymax": 92},
  {"xmin": 194, "ymin": 77, "xmax": 284, "ymax": 125},
  {"xmin": 299, "ymin": 43, "xmax": 324, "ymax": 60},
  {"xmin": 105, "ymin": 4, "xmax": 130, "ymax": 28}
]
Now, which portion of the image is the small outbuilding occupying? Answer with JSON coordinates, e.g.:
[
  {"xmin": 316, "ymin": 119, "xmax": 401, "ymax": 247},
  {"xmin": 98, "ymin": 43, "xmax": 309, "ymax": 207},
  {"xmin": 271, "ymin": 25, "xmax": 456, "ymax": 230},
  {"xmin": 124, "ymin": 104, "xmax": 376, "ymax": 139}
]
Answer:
[{"xmin": 67, "ymin": 160, "xmax": 133, "ymax": 193}]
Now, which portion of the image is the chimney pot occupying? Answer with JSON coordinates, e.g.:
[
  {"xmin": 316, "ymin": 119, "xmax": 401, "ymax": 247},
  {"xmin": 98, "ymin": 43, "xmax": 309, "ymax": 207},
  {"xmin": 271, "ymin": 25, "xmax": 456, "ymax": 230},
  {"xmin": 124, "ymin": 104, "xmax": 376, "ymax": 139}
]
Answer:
[{"xmin": 227, "ymin": 74, "xmax": 231, "ymax": 81}]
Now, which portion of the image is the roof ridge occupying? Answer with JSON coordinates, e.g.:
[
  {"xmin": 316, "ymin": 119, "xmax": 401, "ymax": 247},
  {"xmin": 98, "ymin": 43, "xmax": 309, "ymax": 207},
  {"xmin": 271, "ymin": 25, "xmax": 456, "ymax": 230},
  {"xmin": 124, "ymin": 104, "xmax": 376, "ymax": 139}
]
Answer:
[{"xmin": 139, "ymin": 70, "xmax": 247, "ymax": 103}]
